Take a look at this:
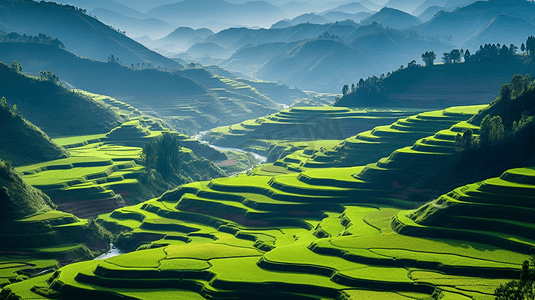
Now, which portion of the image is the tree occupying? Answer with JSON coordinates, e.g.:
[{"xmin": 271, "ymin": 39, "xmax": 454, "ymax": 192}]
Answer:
[
  {"xmin": 421, "ymin": 51, "xmax": 436, "ymax": 67},
  {"xmin": 499, "ymin": 83, "xmax": 512, "ymax": 102},
  {"xmin": 408, "ymin": 60, "xmax": 417, "ymax": 68},
  {"xmin": 39, "ymin": 70, "xmax": 60, "ymax": 85},
  {"xmin": 495, "ymin": 257, "xmax": 535, "ymax": 300},
  {"xmin": 455, "ymin": 128, "xmax": 474, "ymax": 150},
  {"xmin": 342, "ymin": 84, "xmax": 349, "ymax": 95},
  {"xmin": 141, "ymin": 133, "xmax": 183, "ymax": 180},
  {"xmin": 464, "ymin": 49, "xmax": 471, "ymax": 62},
  {"xmin": 442, "ymin": 52, "xmax": 452, "ymax": 64},
  {"xmin": 11, "ymin": 61, "xmax": 22, "ymax": 73},
  {"xmin": 479, "ymin": 115, "xmax": 504, "ymax": 146},
  {"xmin": 351, "ymin": 83, "xmax": 356, "ymax": 93},
  {"xmin": 521, "ymin": 43, "xmax": 526, "ymax": 55},
  {"xmin": 510, "ymin": 44, "xmax": 518, "ymax": 55},
  {"xmin": 527, "ymin": 36, "xmax": 535, "ymax": 56},
  {"xmin": 450, "ymin": 49, "xmax": 461, "ymax": 63},
  {"xmin": 500, "ymin": 44, "xmax": 510, "ymax": 56}
]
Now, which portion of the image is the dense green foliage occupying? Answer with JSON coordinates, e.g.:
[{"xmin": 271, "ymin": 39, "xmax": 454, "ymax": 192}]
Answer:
[
  {"xmin": 0, "ymin": 61, "xmax": 123, "ymax": 136},
  {"xmin": 335, "ymin": 40, "xmax": 534, "ymax": 108},
  {"xmin": 142, "ymin": 132, "xmax": 226, "ymax": 187},
  {"xmin": 495, "ymin": 258, "xmax": 535, "ymax": 300},
  {"xmin": 0, "ymin": 96, "xmax": 68, "ymax": 166},
  {"xmin": 0, "ymin": 32, "xmax": 64, "ymax": 49},
  {"xmin": 0, "ymin": 159, "xmax": 55, "ymax": 220}
]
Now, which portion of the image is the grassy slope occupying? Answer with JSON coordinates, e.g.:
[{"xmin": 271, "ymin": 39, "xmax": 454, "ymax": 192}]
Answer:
[
  {"xmin": 7, "ymin": 102, "xmax": 535, "ymax": 299},
  {"xmin": 0, "ymin": 62, "xmax": 123, "ymax": 137},
  {"xmin": 0, "ymin": 43, "xmax": 280, "ymax": 135},
  {"xmin": 336, "ymin": 55, "xmax": 535, "ymax": 108},
  {"xmin": 202, "ymin": 106, "xmax": 420, "ymax": 163},
  {"xmin": 0, "ymin": 98, "xmax": 68, "ymax": 166},
  {"xmin": 0, "ymin": 160, "xmax": 111, "ymax": 288}
]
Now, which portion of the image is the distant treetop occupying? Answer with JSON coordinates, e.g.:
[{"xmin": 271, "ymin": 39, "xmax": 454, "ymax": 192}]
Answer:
[{"xmin": 0, "ymin": 32, "xmax": 65, "ymax": 49}]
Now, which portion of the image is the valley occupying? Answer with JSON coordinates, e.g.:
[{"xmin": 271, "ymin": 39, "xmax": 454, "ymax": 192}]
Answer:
[{"xmin": 1, "ymin": 0, "xmax": 535, "ymax": 299}]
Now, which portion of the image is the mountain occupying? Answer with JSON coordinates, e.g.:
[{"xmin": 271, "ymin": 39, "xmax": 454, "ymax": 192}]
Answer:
[
  {"xmin": 417, "ymin": 0, "xmax": 535, "ymax": 46},
  {"xmin": 335, "ymin": 55, "xmax": 535, "ymax": 108},
  {"xmin": 322, "ymin": 11, "xmax": 373, "ymax": 22},
  {"xmin": 221, "ymin": 41, "xmax": 302, "ymax": 74},
  {"xmin": 0, "ymin": 43, "xmax": 280, "ymax": 134},
  {"xmin": 256, "ymin": 38, "xmax": 376, "ymax": 93},
  {"xmin": 0, "ymin": 160, "xmax": 56, "ymax": 220},
  {"xmin": 144, "ymin": 27, "xmax": 215, "ymax": 55},
  {"xmin": 56, "ymin": 0, "xmax": 146, "ymax": 18},
  {"xmin": 186, "ymin": 42, "xmax": 233, "ymax": 59},
  {"xmin": 112, "ymin": 0, "xmax": 177, "ymax": 13},
  {"xmin": 462, "ymin": 14, "xmax": 535, "ymax": 52},
  {"xmin": 412, "ymin": 0, "xmax": 447, "ymax": 16},
  {"xmin": 417, "ymin": 5, "xmax": 451, "ymax": 22},
  {"xmin": 361, "ymin": 7, "xmax": 422, "ymax": 29},
  {"xmin": 147, "ymin": 0, "xmax": 286, "ymax": 31},
  {"xmin": 0, "ymin": 97, "xmax": 68, "ymax": 167},
  {"xmin": 279, "ymin": 1, "xmax": 317, "ymax": 18},
  {"xmin": 90, "ymin": 8, "xmax": 175, "ymax": 39},
  {"xmin": 358, "ymin": 0, "xmax": 385, "ymax": 11},
  {"xmin": 0, "ymin": 0, "xmax": 180, "ymax": 68},
  {"xmin": 0, "ymin": 61, "xmax": 123, "ymax": 137},
  {"xmin": 322, "ymin": 2, "xmax": 372, "ymax": 14},
  {"xmin": 289, "ymin": 13, "xmax": 329, "ymax": 25},
  {"xmin": 383, "ymin": 0, "xmax": 426, "ymax": 13}
]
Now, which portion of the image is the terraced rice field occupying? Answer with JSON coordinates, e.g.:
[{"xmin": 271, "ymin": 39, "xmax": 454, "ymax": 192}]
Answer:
[
  {"xmin": 202, "ymin": 106, "xmax": 420, "ymax": 162},
  {"xmin": 15, "ymin": 118, "xmax": 186, "ymax": 218},
  {"xmin": 5, "ymin": 162, "xmax": 533, "ymax": 299},
  {"xmin": 0, "ymin": 209, "xmax": 101, "ymax": 288},
  {"xmin": 270, "ymin": 105, "xmax": 485, "ymax": 172},
  {"xmin": 4, "ymin": 104, "xmax": 533, "ymax": 299}
]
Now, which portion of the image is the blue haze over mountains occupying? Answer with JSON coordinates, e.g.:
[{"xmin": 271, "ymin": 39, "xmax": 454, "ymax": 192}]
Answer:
[{"xmin": 4, "ymin": 0, "xmax": 535, "ymax": 93}]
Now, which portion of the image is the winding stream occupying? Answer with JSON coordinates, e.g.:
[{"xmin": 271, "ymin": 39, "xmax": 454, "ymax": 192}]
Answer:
[
  {"xmin": 192, "ymin": 130, "xmax": 268, "ymax": 163},
  {"xmin": 94, "ymin": 244, "xmax": 123, "ymax": 260}
]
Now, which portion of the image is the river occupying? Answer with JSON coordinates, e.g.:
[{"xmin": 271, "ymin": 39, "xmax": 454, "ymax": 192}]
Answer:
[{"xmin": 192, "ymin": 130, "xmax": 267, "ymax": 163}]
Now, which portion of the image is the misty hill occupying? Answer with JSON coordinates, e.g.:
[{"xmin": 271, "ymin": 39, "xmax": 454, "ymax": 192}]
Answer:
[
  {"xmin": 361, "ymin": 7, "xmax": 422, "ymax": 29},
  {"xmin": 383, "ymin": 0, "xmax": 426, "ymax": 13},
  {"xmin": 322, "ymin": 2, "xmax": 371, "ymax": 14},
  {"xmin": 417, "ymin": 0, "xmax": 535, "ymax": 46},
  {"xmin": 218, "ymin": 22, "xmax": 450, "ymax": 92},
  {"xmin": 358, "ymin": 0, "xmax": 384, "ymax": 11},
  {"xmin": 289, "ymin": 13, "xmax": 329, "ymax": 25},
  {"xmin": 0, "ymin": 61, "xmax": 123, "ymax": 137},
  {"xmin": 90, "ymin": 8, "xmax": 175, "ymax": 38},
  {"xmin": 0, "ymin": 160, "xmax": 56, "ymax": 220},
  {"xmin": 412, "ymin": 0, "xmax": 447, "ymax": 16},
  {"xmin": 0, "ymin": 97, "xmax": 68, "ymax": 166},
  {"xmin": 147, "ymin": 0, "xmax": 286, "ymax": 30},
  {"xmin": 0, "ymin": 43, "xmax": 280, "ymax": 134},
  {"xmin": 462, "ymin": 14, "xmax": 535, "ymax": 52},
  {"xmin": 335, "ymin": 55, "xmax": 535, "ymax": 108},
  {"xmin": 322, "ymin": 11, "xmax": 373, "ymax": 23},
  {"xmin": 417, "ymin": 5, "xmax": 452, "ymax": 22},
  {"xmin": 0, "ymin": 0, "xmax": 179, "ymax": 68},
  {"xmin": 204, "ymin": 22, "xmax": 359, "ymax": 52},
  {"xmin": 148, "ymin": 27, "xmax": 214, "ymax": 54},
  {"xmin": 56, "ymin": 0, "xmax": 146, "ymax": 18},
  {"xmin": 186, "ymin": 42, "xmax": 233, "ymax": 59},
  {"xmin": 256, "ymin": 38, "xmax": 376, "ymax": 93}
]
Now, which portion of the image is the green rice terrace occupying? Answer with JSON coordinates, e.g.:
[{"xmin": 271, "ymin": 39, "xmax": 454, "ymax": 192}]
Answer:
[
  {"xmin": 202, "ymin": 105, "xmax": 422, "ymax": 163},
  {"xmin": 14, "ymin": 115, "xmax": 253, "ymax": 218},
  {"xmin": 3, "ymin": 97, "xmax": 535, "ymax": 299},
  {"xmin": 3, "ymin": 163, "xmax": 535, "ymax": 299},
  {"xmin": 248, "ymin": 105, "xmax": 484, "ymax": 175}
]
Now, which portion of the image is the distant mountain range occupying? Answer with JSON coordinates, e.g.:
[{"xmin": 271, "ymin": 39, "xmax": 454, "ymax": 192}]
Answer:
[{"xmin": 0, "ymin": 0, "xmax": 179, "ymax": 68}]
